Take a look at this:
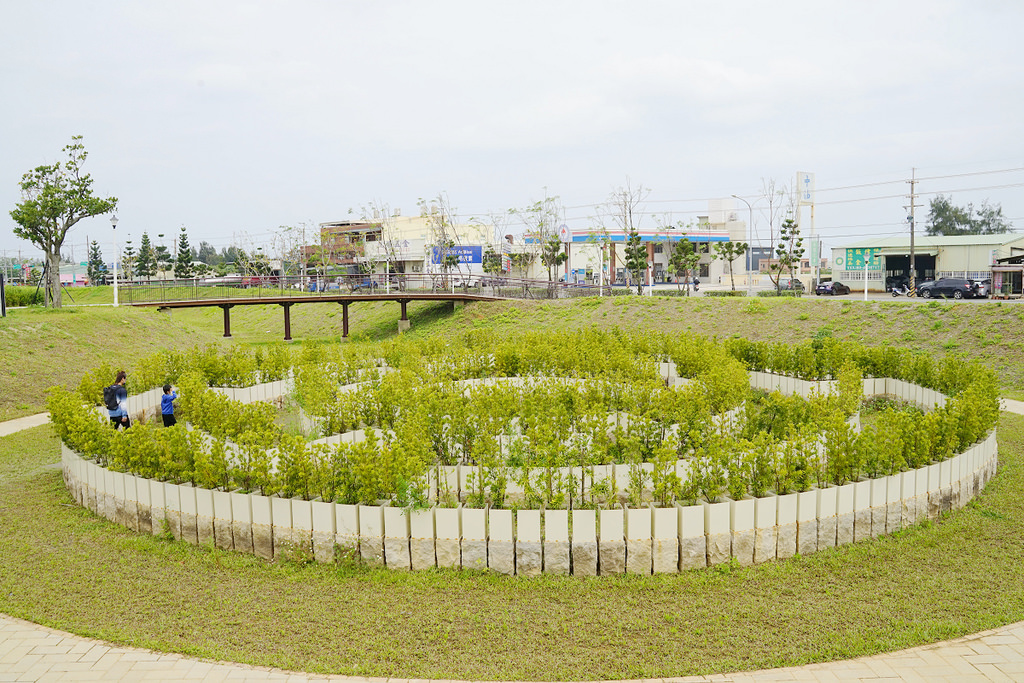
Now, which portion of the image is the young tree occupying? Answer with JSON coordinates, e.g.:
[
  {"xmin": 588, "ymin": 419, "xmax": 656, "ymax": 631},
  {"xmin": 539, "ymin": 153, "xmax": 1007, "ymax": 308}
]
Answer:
[
  {"xmin": 926, "ymin": 195, "xmax": 1012, "ymax": 235},
  {"xmin": 136, "ymin": 232, "xmax": 157, "ymax": 280},
  {"xmin": 712, "ymin": 240, "xmax": 749, "ymax": 291},
  {"xmin": 420, "ymin": 193, "xmax": 469, "ymax": 284},
  {"xmin": 87, "ymin": 240, "xmax": 105, "ymax": 286},
  {"xmin": 154, "ymin": 233, "xmax": 172, "ymax": 274},
  {"xmin": 668, "ymin": 237, "xmax": 701, "ymax": 295},
  {"xmin": 541, "ymin": 235, "xmax": 567, "ymax": 282},
  {"xmin": 121, "ymin": 241, "xmax": 137, "ymax": 283},
  {"xmin": 482, "ymin": 247, "xmax": 503, "ymax": 287},
  {"xmin": 174, "ymin": 227, "xmax": 195, "ymax": 279},
  {"xmin": 601, "ymin": 180, "xmax": 651, "ymax": 293},
  {"xmin": 759, "ymin": 178, "xmax": 793, "ymax": 288},
  {"xmin": 770, "ymin": 217, "xmax": 804, "ymax": 291},
  {"xmin": 360, "ymin": 201, "xmax": 405, "ymax": 277},
  {"xmin": 9, "ymin": 136, "xmax": 117, "ymax": 307},
  {"xmin": 509, "ymin": 192, "xmax": 563, "ymax": 279},
  {"xmin": 623, "ymin": 228, "xmax": 648, "ymax": 295}
]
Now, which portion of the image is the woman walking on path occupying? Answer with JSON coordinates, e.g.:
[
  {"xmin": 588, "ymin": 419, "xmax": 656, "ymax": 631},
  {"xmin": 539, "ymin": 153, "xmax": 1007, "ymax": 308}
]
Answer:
[{"xmin": 107, "ymin": 371, "xmax": 130, "ymax": 430}]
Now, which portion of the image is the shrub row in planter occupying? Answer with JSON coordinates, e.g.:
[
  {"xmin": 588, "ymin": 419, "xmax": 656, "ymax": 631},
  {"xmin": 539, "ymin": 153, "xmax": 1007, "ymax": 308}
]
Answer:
[
  {"xmin": 61, "ymin": 424, "xmax": 996, "ymax": 575},
  {"xmin": 58, "ymin": 369, "xmax": 998, "ymax": 575}
]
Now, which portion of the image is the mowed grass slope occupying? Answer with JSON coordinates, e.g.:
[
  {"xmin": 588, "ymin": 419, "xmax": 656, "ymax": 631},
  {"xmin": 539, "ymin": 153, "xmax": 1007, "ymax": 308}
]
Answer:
[
  {"xmin": 0, "ymin": 298, "xmax": 453, "ymax": 420},
  {"xmin": 1, "ymin": 294, "xmax": 1024, "ymax": 678},
  {"xmin": 0, "ymin": 417, "xmax": 1022, "ymax": 679}
]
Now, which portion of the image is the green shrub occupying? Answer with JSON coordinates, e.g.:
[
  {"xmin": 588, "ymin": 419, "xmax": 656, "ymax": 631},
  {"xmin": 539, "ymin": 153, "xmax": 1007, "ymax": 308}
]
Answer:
[
  {"xmin": 4, "ymin": 285, "xmax": 44, "ymax": 306},
  {"xmin": 704, "ymin": 290, "xmax": 746, "ymax": 297},
  {"xmin": 757, "ymin": 290, "xmax": 802, "ymax": 297},
  {"xmin": 53, "ymin": 330, "xmax": 1000, "ymax": 509}
]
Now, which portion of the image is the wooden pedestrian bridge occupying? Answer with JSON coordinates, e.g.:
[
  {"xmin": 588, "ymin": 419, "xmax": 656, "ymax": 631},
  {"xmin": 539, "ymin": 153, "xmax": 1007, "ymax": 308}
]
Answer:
[{"xmin": 123, "ymin": 274, "xmax": 603, "ymax": 340}]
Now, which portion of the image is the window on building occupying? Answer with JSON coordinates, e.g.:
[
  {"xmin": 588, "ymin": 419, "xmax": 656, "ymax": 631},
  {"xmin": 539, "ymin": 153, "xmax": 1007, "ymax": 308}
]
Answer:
[{"xmin": 654, "ymin": 243, "xmax": 664, "ymax": 254}]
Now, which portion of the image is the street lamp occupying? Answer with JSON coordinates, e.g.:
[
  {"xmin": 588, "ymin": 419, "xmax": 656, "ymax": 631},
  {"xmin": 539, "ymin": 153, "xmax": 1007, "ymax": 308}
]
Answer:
[
  {"xmin": 110, "ymin": 214, "xmax": 119, "ymax": 307},
  {"xmin": 732, "ymin": 194, "xmax": 757, "ymax": 295},
  {"xmin": 863, "ymin": 251, "xmax": 880, "ymax": 301}
]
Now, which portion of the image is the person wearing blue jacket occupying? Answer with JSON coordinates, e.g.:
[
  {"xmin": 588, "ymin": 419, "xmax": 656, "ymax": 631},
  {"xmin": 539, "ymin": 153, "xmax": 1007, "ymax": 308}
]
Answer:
[
  {"xmin": 107, "ymin": 371, "xmax": 130, "ymax": 429},
  {"xmin": 161, "ymin": 384, "xmax": 178, "ymax": 427}
]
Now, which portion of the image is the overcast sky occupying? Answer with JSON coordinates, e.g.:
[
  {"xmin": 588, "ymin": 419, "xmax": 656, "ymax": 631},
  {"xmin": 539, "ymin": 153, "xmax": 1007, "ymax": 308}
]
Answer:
[{"xmin": 2, "ymin": 0, "xmax": 1023, "ymax": 264}]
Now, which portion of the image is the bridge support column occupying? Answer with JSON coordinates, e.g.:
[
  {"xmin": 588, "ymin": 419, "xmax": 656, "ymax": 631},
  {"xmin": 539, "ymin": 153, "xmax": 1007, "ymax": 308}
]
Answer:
[
  {"xmin": 339, "ymin": 301, "xmax": 350, "ymax": 341},
  {"xmin": 220, "ymin": 305, "xmax": 233, "ymax": 338},
  {"xmin": 398, "ymin": 299, "xmax": 411, "ymax": 334},
  {"xmin": 281, "ymin": 303, "xmax": 293, "ymax": 341}
]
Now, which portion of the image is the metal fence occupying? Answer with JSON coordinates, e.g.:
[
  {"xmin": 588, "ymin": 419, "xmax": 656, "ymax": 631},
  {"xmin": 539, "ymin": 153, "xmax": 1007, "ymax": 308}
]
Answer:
[{"xmin": 121, "ymin": 274, "xmax": 614, "ymax": 304}]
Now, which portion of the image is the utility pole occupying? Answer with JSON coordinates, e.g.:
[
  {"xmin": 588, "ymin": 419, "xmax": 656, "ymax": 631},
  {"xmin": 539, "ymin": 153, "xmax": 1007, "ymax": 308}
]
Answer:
[{"xmin": 907, "ymin": 168, "xmax": 917, "ymax": 292}]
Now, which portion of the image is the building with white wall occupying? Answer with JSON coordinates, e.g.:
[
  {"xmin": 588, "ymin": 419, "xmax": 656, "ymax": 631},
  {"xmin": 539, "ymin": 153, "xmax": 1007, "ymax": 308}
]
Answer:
[{"xmin": 830, "ymin": 234, "xmax": 1024, "ymax": 292}]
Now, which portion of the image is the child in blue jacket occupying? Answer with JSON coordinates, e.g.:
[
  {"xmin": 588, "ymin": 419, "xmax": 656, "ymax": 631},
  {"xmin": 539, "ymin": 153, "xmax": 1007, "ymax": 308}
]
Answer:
[{"xmin": 161, "ymin": 384, "xmax": 178, "ymax": 427}]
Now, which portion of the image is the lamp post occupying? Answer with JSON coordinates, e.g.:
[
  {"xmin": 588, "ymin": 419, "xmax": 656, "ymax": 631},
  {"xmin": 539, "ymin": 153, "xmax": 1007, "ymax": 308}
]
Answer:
[
  {"xmin": 863, "ymin": 251, "xmax": 879, "ymax": 301},
  {"xmin": 110, "ymin": 214, "xmax": 119, "ymax": 307},
  {"xmin": 732, "ymin": 194, "xmax": 757, "ymax": 296}
]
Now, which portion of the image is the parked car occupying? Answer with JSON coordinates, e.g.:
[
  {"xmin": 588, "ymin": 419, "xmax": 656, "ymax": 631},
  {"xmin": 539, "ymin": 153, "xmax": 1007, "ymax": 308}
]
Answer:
[
  {"xmin": 776, "ymin": 278, "xmax": 805, "ymax": 291},
  {"xmin": 815, "ymin": 280, "xmax": 851, "ymax": 296},
  {"xmin": 971, "ymin": 279, "xmax": 990, "ymax": 298},
  {"xmin": 916, "ymin": 277, "xmax": 975, "ymax": 299}
]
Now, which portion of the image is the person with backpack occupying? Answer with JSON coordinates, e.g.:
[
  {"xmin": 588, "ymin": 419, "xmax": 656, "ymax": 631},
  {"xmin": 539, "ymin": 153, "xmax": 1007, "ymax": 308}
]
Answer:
[{"xmin": 104, "ymin": 370, "xmax": 130, "ymax": 430}]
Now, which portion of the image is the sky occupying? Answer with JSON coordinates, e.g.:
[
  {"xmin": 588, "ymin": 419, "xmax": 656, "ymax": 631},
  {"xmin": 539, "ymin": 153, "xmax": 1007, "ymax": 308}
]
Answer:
[{"xmin": 2, "ymin": 0, "xmax": 1023, "ymax": 265}]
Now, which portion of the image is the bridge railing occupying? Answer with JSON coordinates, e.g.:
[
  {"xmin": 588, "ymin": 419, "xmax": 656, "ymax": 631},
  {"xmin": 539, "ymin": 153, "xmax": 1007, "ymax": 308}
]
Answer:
[{"xmin": 121, "ymin": 274, "xmax": 611, "ymax": 304}]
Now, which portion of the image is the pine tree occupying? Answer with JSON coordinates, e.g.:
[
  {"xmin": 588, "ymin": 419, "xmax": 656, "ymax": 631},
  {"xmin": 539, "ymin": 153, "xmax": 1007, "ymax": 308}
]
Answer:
[
  {"xmin": 136, "ymin": 232, "xmax": 157, "ymax": 279},
  {"xmin": 121, "ymin": 241, "xmax": 137, "ymax": 282},
  {"xmin": 87, "ymin": 240, "xmax": 105, "ymax": 286},
  {"xmin": 174, "ymin": 227, "xmax": 195, "ymax": 279},
  {"xmin": 770, "ymin": 217, "xmax": 804, "ymax": 291}
]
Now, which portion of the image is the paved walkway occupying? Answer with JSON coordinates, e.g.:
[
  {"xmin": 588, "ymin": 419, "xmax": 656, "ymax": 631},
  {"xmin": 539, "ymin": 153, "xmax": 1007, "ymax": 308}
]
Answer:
[
  {"xmin": 0, "ymin": 413, "xmax": 49, "ymax": 438},
  {"xmin": 2, "ymin": 408, "xmax": 1024, "ymax": 682},
  {"xmin": 2, "ymin": 612, "xmax": 1023, "ymax": 682}
]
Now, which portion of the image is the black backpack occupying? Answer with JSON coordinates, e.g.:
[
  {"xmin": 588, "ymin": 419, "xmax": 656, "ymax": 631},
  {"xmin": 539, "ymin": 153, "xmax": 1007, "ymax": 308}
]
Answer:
[{"xmin": 103, "ymin": 385, "xmax": 120, "ymax": 411}]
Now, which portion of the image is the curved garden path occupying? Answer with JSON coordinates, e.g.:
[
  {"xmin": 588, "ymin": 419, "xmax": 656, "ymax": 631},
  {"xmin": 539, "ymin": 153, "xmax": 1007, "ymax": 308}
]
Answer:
[{"xmin": 2, "ymin": 405, "xmax": 1024, "ymax": 682}]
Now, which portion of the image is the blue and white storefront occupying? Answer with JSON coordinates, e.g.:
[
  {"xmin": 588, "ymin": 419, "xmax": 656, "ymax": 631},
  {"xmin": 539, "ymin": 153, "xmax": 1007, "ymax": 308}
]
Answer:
[{"xmin": 536, "ymin": 226, "xmax": 743, "ymax": 286}]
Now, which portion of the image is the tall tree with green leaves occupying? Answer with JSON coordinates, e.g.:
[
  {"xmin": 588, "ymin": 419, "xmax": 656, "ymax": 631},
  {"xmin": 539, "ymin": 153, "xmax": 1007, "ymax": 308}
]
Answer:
[
  {"xmin": 174, "ymin": 227, "xmax": 195, "ymax": 279},
  {"xmin": 87, "ymin": 240, "xmax": 105, "ymax": 286},
  {"xmin": 926, "ymin": 195, "xmax": 1012, "ymax": 235},
  {"xmin": 136, "ymin": 232, "xmax": 157, "ymax": 279},
  {"xmin": 712, "ymin": 240, "xmax": 749, "ymax": 291},
  {"xmin": 624, "ymin": 228, "xmax": 648, "ymax": 294},
  {"xmin": 9, "ymin": 136, "xmax": 117, "ymax": 307}
]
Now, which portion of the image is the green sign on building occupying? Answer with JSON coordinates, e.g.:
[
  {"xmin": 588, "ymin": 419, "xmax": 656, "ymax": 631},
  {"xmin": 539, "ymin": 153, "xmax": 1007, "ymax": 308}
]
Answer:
[{"xmin": 845, "ymin": 248, "xmax": 881, "ymax": 271}]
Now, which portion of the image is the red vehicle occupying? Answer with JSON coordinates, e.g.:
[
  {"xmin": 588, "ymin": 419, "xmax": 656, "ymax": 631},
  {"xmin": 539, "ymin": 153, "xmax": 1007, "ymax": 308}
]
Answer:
[{"xmin": 242, "ymin": 276, "xmax": 279, "ymax": 288}]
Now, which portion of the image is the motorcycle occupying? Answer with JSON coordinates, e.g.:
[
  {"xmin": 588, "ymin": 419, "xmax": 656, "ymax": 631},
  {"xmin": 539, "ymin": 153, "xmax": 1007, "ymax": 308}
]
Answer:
[{"xmin": 891, "ymin": 284, "xmax": 911, "ymax": 297}]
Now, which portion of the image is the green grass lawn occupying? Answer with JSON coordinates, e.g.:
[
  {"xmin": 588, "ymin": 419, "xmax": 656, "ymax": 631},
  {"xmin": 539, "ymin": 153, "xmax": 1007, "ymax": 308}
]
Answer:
[{"xmin": 0, "ymin": 417, "xmax": 1022, "ymax": 680}]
